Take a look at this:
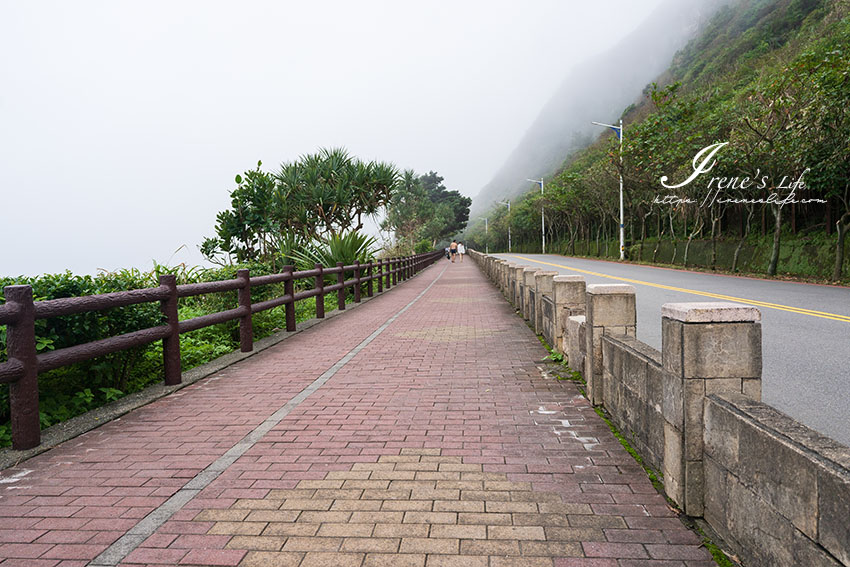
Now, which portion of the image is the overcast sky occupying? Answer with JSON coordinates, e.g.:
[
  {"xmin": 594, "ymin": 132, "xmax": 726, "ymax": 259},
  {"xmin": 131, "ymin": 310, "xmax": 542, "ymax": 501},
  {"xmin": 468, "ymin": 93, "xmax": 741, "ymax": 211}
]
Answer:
[{"xmin": 1, "ymin": 0, "xmax": 666, "ymax": 277}]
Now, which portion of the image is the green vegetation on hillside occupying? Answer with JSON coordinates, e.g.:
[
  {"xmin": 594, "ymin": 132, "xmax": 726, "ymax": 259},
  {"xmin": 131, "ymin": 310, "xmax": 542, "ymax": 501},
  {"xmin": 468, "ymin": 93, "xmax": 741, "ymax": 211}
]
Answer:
[{"xmin": 471, "ymin": 0, "xmax": 850, "ymax": 282}]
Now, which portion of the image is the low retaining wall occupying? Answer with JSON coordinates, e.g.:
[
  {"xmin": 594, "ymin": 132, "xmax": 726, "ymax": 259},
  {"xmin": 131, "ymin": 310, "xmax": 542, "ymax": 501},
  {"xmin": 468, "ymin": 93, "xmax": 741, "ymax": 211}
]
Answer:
[{"xmin": 470, "ymin": 250, "xmax": 850, "ymax": 567}]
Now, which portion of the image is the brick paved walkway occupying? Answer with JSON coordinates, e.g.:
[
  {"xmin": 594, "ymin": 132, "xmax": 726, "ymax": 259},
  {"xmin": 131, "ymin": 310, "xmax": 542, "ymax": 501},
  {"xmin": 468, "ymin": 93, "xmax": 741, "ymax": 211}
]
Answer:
[{"xmin": 0, "ymin": 259, "xmax": 715, "ymax": 567}]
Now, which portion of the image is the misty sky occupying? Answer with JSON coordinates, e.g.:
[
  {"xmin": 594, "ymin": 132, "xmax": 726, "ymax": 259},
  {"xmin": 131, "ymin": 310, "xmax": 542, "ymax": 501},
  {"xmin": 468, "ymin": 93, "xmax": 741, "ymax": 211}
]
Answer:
[{"xmin": 2, "ymin": 0, "xmax": 666, "ymax": 277}]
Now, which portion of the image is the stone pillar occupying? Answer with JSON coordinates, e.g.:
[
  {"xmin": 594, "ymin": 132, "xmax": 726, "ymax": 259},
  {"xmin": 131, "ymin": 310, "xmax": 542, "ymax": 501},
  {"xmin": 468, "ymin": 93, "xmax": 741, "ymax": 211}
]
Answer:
[
  {"xmin": 511, "ymin": 266, "xmax": 527, "ymax": 308},
  {"xmin": 499, "ymin": 261, "xmax": 509, "ymax": 296},
  {"xmin": 534, "ymin": 271, "xmax": 559, "ymax": 335},
  {"xmin": 661, "ymin": 302, "xmax": 762, "ymax": 516},
  {"xmin": 522, "ymin": 268, "xmax": 540, "ymax": 321},
  {"xmin": 566, "ymin": 315, "xmax": 586, "ymax": 375},
  {"xmin": 553, "ymin": 276, "xmax": 585, "ymax": 354},
  {"xmin": 584, "ymin": 284, "xmax": 636, "ymax": 406},
  {"xmin": 504, "ymin": 263, "xmax": 516, "ymax": 300}
]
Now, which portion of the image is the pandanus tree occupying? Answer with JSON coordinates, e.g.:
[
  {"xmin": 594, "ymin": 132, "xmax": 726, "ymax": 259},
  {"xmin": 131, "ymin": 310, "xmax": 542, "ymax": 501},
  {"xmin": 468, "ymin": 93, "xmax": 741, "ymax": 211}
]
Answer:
[{"xmin": 202, "ymin": 148, "xmax": 401, "ymax": 266}]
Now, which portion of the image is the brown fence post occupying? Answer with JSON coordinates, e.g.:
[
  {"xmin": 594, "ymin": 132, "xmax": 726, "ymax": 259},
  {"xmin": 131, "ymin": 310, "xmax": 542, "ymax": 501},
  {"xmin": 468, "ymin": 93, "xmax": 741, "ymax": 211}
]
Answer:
[
  {"xmin": 337, "ymin": 262, "xmax": 346, "ymax": 310},
  {"xmin": 159, "ymin": 274, "xmax": 181, "ymax": 386},
  {"xmin": 5, "ymin": 285, "xmax": 40, "ymax": 450},
  {"xmin": 237, "ymin": 269, "xmax": 253, "ymax": 352},
  {"xmin": 377, "ymin": 259, "xmax": 384, "ymax": 293},
  {"xmin": 354, "ymin": 261, "xmax": 361, "ymax": 303},
  {"xmin": 283, "ymin": 265, "xmax": 296, "ymax": 332},
  {"xmin": 392, "ymin": 258, "xmax": 398, "ymax": 286},
  {"xmin": 315, "ymin": 264, "xmax": 325, "ymax": 318},
  {"xmin": 366, "ymin": 261, "xmax": 373, "ymax": 297}
]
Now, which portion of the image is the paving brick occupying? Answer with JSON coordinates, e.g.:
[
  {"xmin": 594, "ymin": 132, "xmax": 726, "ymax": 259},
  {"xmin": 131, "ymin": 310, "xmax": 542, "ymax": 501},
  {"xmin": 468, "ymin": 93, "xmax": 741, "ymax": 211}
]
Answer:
[
  {"xmin": 402, "ymin": 511, "xmax": 456, "ymax": 524},
  {"xmin": 206, "ymin": 522, "xmax": 267, "ymax": 535},
  {"xmin": 492, "ymin": 557, "xmax": 555, "ymax": 567},
  {"xmin": 426, "ymin": 555, "xmax": 489, "ymax": 567},
  {"xmin": 340, "ymin": 537, "xmax": 400, "ymax": 553},
  {"xmin": 178, "ymin": 548, "xmax": 246, "ymax": 565},
  {"xmin": 363, "ymin": 552, "xmax": 426, "ymax": 566},
  {"xmin": 0, "ymin": 261, "xmax": 712, "ymax": 567},
  {"xmin": 429, "ymin": 524, "xmax": 486, "ymax": 539},
  {"xmin": 645, "ymin": 544, "xmax": 712, "ymax": 560},
  {"xmin": 316, "ymin": 523, "xmax": 374, "ymax": 537},
  {"xmin": 582, "ymin": 541, "xmax": 649, "ymax": 558},
  {"xmin": 300, "ymin": 551, "xmax": 365, "ymax": 566},
  {"xmin": 240, "ymin": 551, "xmax": 304, "ymax": 567},
  {"xmin": 488, "ymin": 525, "xmax": 546, "ymax": 540},
  {"xmin": 281, "ymin": 536, "xmax": 342, "ymax": 552},
  {"xmin": 521, "ymin": 540, "xmax": 584, "ymax": 556},
  {"xmin": 461, "ymin": 539, "xmax": 521, "ymax": 556},
  {"xmin": 262, "ymin": 523, "xmax": 320, "ymax": 537},
  {"xmin": 457, "ymin": 512, "xmax": 512, "ymax": 525},
  {"xmin": 224, "ymin": 535, "xmax": 286, "ymax": 550},
  {"xmin": 399, "ymin": 536, "xmax": 459, "ymax": 554},
  {"xmin": 433, "ymin": 500, "xmax": 484, "ymax": 513}
]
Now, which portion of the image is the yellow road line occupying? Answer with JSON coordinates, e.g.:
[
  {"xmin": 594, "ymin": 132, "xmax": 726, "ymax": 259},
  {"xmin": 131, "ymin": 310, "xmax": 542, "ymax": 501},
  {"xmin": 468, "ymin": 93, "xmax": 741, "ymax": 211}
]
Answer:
[{"xmin": 509, "ymin": 255, "xmax": 850, "ymax": 324}]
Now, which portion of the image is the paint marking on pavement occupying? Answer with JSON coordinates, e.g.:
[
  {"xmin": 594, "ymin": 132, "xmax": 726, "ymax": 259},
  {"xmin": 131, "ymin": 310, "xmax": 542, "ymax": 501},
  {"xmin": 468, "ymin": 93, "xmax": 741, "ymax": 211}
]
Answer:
[
  {"xmin": 88, "ymin": 262, "xmax": 449, "ymax": 567},
  {"xmin": 510, "ymin": 255, "xmax": 850, "ymax": 323}
]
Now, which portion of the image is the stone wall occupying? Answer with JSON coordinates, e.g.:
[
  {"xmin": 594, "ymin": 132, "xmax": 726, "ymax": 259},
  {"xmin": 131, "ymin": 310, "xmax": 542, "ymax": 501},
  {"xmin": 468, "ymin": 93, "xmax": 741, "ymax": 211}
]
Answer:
[
  {"xmin": 601, "ymin": 334, "xmax": 665, "ymax": 473},
  {"xmin": 704, "ymin": 393, "xmax": 850, "ymax": 567},
  {"xmin": 470, "ymin": 250, "xmax": 850, "ymax": 567}
]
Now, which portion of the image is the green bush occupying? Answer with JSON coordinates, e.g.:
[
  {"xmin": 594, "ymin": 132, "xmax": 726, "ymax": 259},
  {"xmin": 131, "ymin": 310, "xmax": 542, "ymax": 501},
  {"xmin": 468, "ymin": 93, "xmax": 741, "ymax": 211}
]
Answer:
[{"xmin": 414, "ymin": 240, "xmax": 433, "ymax": 254}]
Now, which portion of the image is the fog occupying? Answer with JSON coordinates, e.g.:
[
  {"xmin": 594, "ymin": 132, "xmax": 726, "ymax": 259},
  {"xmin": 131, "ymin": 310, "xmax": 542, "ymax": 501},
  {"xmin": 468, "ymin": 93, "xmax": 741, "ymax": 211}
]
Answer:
[
  {"xmin": 470, "ymin": 0, "xmax": 733, "ymax": 219},
  {"xmin": 1, "ymin": 1, "xmax": 673, "ymax": 277}
]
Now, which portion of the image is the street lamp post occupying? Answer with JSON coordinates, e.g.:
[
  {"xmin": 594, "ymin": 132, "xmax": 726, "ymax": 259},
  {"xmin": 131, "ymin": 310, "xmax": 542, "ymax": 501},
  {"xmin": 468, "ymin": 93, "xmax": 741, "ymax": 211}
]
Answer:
[
  {"xmin": 591, "ymin": 119, "xmax": 625, "ymax": 260},
  {"xmin": 526, "ymin": 178, "xmax": 545, "ymax": 254},
  {"xmin": 497, "ymin": 199, "xmax": 511, "ymax": 252},
  {"xmin": 478, "ymin": 216, "xmax": 489, "ymax": 254}
]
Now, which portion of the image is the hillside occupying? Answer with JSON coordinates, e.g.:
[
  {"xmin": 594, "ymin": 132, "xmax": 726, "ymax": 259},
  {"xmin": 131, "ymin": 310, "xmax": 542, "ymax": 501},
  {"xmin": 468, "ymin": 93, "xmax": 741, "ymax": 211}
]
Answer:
[
  {"xmin": 469, "ymin": 0, "xmax": 731, "ymax": 219},
  {"xmin": 469, "ymin": 0, "xmax": 850, "ymax": 281}
]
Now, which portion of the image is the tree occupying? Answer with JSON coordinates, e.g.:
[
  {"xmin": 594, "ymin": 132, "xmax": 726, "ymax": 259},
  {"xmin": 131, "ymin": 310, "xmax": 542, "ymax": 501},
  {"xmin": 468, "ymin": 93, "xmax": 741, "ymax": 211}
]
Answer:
[
  {"xmin": 420, "ymin": 171, "xmax": 472, "ymax": 240},
  {"xmin": 202, "ymin": 148, "xmax": 400, "ymax": 266},
  {"xmin": 383, "ymin": 171, "xmax": 471, "ymax": 250}
]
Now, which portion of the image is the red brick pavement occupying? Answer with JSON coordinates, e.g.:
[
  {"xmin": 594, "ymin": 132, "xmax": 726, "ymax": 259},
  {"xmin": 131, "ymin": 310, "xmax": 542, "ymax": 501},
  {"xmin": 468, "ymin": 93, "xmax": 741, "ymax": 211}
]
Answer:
[{"xmin": 0, "ymin": 259, "xmax": 715, "ymax": 567}]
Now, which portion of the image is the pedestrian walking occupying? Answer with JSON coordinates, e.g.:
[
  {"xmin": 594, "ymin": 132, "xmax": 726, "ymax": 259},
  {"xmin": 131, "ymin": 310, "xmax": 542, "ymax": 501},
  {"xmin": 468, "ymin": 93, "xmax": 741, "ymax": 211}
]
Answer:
[
  {"xmin": 457, "ymin": 242, "xmax": 466, "ymax": 262},
  {"xmin": 450, "ymin": 240, "xmax": 458, "ymax": 263}
]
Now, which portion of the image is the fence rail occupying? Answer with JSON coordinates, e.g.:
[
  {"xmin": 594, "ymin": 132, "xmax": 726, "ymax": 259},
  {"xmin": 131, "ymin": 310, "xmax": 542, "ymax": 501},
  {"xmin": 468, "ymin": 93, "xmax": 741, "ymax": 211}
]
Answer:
[{"xmin": 1, "ymin": 251, "xmax": 444, "ymax": 450}]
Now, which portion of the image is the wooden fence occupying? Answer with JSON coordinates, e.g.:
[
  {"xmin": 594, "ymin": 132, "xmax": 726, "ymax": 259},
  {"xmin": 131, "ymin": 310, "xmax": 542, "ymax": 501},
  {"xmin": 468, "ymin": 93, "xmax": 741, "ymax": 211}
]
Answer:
[{"xmin": 0, "ymin": 252, "xmax": 444, "ymax": 449}]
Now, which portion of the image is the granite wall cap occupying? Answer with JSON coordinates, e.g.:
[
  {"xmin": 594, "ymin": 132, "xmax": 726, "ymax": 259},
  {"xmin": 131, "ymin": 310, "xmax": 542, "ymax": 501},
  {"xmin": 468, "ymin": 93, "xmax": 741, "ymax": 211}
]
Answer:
[
  {"xmin": 553, "ymin": 275, "xmax": 584, "ymax": 282},
  {"xmin": 662, "ymin": 302, "xmax": 761, "ymax": 323},
  {"xmin": 586, "ymin": 284, "xmax": 636, "ymax": 295}
]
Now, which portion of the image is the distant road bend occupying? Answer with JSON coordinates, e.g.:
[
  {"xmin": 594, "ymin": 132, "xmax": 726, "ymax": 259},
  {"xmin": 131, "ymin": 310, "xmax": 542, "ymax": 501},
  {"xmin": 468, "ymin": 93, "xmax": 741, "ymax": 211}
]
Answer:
[{"xmin": 494, "ymin": 253, "xmax": 850, "ymax": 447}]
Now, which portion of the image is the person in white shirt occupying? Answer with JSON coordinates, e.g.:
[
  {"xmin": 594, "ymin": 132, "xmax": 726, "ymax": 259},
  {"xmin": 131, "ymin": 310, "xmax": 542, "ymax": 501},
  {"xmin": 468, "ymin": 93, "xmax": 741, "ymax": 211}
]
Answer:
[{"xmin": 457, "ymin": 242, "xmax": 466, "ymax": 262}]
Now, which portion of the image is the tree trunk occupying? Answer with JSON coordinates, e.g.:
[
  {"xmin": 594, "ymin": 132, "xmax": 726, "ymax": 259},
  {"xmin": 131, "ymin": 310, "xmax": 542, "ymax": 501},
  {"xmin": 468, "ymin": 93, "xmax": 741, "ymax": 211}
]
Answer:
[
  {"xmin": 833, "ymin": 212, "xmax": 850, "ymax": 281},
  {"xmin": 767, "ymin": 204, "xmax": 782, "ymax": 276},
  {"xmin": 732, "ymin": 206, "xmax": 754, "ymax": 273},
  {"xmin": 683, "ymin": 210, "xmax": 703, "ymax": 268},
  {"xmin": 669, "ymin": 212, "xmax": 678, "ymax": 265},
  {"xmin": 653, "ymin": 212, "xmax": 665, "ymax": 263}
]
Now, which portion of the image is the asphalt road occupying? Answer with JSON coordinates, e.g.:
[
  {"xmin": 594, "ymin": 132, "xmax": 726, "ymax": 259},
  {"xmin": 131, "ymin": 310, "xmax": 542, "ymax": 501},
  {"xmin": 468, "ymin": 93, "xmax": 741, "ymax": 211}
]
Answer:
[{"xmin": 492, "ymin": 253, "xmax": 850, "ymax": 447}]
